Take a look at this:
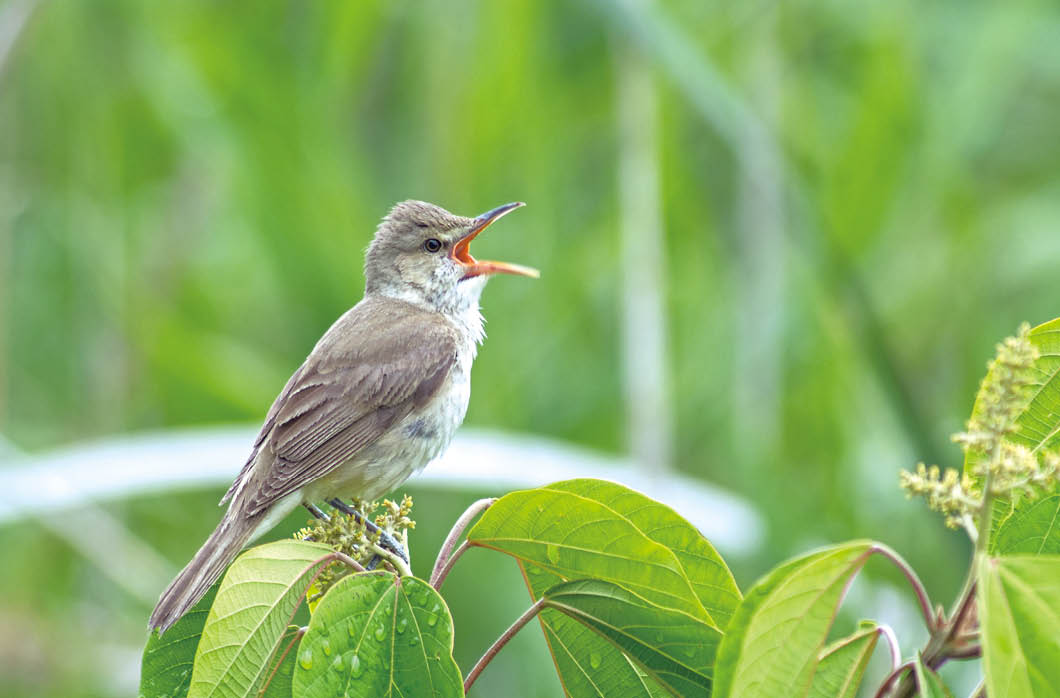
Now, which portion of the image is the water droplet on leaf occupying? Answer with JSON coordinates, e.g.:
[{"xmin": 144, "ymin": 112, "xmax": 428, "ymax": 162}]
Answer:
[
  {"xmin": 331, "ymin": 654, "xmax": 344, "ymax": 672},
  {"xmin": 298, "ymin": 647, "xmax": 314, "ymax": 670},
  {"xmin": 396, "ymin": 617, "xmax": 408, "ymax": 634},
  {"xmin": 321, "ymin": 637, "xmax": 332, "ymax": 656},
  {"xmin": 375, "ymin": 624, "xmax": 386, "ymax": 640},
  {"xmin": 546, "ymin": 544, "xmax": 560, "ymax": 564},
  {"xmin": 589, "ymin": 652, "xmax": 601, "ymax": 669},
  {"xmin": 347, "ymin": 618, "xmax": 357, "ymax": 637},
  {"xmin": 350, "ymin": 653, "xmax": 363, "ymax": 678}
]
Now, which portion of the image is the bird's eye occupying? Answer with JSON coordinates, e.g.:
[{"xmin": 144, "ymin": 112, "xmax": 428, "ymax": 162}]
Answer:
[{"xmin": 423, "ymin": 238, "xmax": 442, "ymax": 253}]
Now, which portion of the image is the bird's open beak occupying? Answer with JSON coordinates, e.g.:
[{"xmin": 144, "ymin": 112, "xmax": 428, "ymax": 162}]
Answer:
[{"xmin": 453, "ymin": 202, "xmax": 540, "ymax": 280}]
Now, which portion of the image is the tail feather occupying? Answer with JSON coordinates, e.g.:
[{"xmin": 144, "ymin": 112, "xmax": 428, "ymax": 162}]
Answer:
[{"xmin": 149, "ymin": 510, "xmax": 258, "ymax": 633}]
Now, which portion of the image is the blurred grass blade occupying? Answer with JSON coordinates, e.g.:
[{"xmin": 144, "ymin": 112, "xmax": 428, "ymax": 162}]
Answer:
[
  {"xmin": 712, "ymin": 541, "xmax": 874, "ymax": 698},
  {"xmin": 140, "ymin": 585, "xmax": 218, "ymax": 698},
  {"xmin": 806, "ymin": 623, "xmax": 879, "ymax": 698},
  {"xmin": 293, "ymin": 573, "xmax": 462, "ymax": 698},
  {"xmin": 543, "ymin": 578, "xmax": 720, "ymax": 696},
  {"xmin": 979, "ymin": 554, "xmax": 1060, "ymax": 698},
  {"xmin": 188, "ymin": 540, "xmax": 334, "ymax": 698}
]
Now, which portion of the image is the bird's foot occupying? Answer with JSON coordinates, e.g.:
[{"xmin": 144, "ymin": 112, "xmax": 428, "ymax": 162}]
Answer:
[{"xmin": 327, "ymin": 498, "xmax": 410, "ymax": 566}]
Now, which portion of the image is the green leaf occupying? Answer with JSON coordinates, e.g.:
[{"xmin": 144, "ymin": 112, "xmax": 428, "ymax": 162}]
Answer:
[
  {"xmin": 187, "ymin": 540, "xmax": 335, "ymax": 698},
  {"xmin": 527, "ymin": 562, "xmax": 670, "ymax": 698},
  {"xmin": 471, "ymin": 479, "xmax": 740, "ymax": 697},
  {"xmin": 912, "ymin": 652, "xmax": 954, "ymax": 698},
  {"xmin": 469, "ymin": 479, "xmax": 740, "ymax": 626},
  {"xmin": 979, "ymin": 555, "xmax": 1060, "ymax": 698},
  {"xmin": 260, "ymin": 626, "xmax": 303, "ymax": 698},
  {"xmin": 140, "ymin": 584, "xmax": 218, "ymax": 698},
  {"xmin": 713, "ymin": 541, "xmax": 874, "ymax": 698},
  {"xmin": 542, "ymin": 578, "xmax": 720, "ymax": 696},
  {"xmin": 806, "ymin": 624, "xmax": 879, "ymax": 698},
  {"xmin": 992, "ymin": 494, "xmax": 1060, "ymax": 555},
  {"xmin": 293, "ymin": 572, "xmax": 462, "ymax": 698}
]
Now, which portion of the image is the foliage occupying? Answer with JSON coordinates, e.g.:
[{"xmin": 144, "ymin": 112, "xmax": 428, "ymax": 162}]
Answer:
[
  {"xmin": 139, "ymin": 320, "xmax": 1060, "ymax": 697},
  {"xmin": 7, "ymin": 1, "xmax": 1060, "ymax": 695}
]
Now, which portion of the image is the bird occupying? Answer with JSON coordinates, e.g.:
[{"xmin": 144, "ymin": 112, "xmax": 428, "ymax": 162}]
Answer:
[{"xmin": 148, "ymin": 200, "xmax": 537, "ymax": 632}]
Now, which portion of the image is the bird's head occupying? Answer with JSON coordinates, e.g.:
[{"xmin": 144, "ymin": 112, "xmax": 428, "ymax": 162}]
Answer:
[{"xmin": 365, "ymin": 200, "xmax": 538, "ymax": 314}]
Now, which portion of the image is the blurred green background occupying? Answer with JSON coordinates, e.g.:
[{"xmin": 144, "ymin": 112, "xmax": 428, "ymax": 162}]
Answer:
[{"xmin": 2, "ymin": 0, "xmax": 1060, "ymax": 695}]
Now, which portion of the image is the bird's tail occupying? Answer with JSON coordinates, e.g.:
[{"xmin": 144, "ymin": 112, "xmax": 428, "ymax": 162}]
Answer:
[{"xmin": 149, "ymin": 507, "xmax": 259, "ymax": 633}]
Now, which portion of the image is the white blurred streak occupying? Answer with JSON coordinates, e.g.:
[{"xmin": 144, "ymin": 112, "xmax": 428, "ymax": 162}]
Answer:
[
  {"xmin": 0, "ymin": 426, "xmax": 764, "ymax": 555},
  {"xmin": 0, "ymin": 0, "xmax": 37, "ymax": 77},
  {"xmin": 615, "ymin": 1, "xmax": 673, "ymax": 475},
  {"xmin": 0, "ymin": 439, "xmax": 174, "ymax": 606}
]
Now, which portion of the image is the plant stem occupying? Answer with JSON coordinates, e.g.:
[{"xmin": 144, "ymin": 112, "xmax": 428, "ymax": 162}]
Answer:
[
  {"xmin": 332, "ymin": 551, "xmax": 367, "ymax": 573},
  {"xmin": 431, "ymin": 541, "xmax": 470, "ymax": 590},
  {"xmin": 370, "ymin": 543, "xmax": 412, "ymax": 577},
  {"xmin": 877, "ymin": 624, "xmax": 902, "ymax": 671},
  {"xmin": 873, "ymin": 661, "xmax": 914, "ymax": 698},
  {"xmin": 463, "ymin": 598, "xmax": 545, "ymax": 694},
  {"xmin": 887, "ymin": 448, "xmax": 1000, "ymax": 697},
  {"xmin": 259, "ymin": 626, "xmax": 306, "ymax": 695},
  {"xmin": 872, "ymin": 543, "xmax": 937, "ymax": 630},
  {"xmin": 430, "ymin": 498, "xmax": 495, "ymax": 588}
]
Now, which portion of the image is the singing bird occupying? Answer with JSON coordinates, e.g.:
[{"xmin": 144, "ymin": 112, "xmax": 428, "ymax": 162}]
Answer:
[{"xmin": 149, "ymin": 200, "xmax": 537, "ymax": 632}]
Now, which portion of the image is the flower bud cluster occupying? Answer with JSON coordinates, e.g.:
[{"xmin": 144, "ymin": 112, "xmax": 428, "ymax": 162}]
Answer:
[
  {"xmin": 901, "ymin": 325, "xmax": 1060, "ymax": 536},
  {"xmin": 295, "ymin": 496, "xmax": 416, "ymax": 602}
]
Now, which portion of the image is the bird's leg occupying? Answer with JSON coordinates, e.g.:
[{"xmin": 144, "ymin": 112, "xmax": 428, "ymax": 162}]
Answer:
[
  {"xmin": 327, "ymin": 498, "xmax": 409, "ymax": 565},
  {"xmin": 304, "ymin": 503, "xmax": 330, "ymax": 521}
]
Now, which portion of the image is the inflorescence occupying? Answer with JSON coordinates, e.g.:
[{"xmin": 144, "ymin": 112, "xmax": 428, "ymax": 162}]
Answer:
[
  {"xmin": 295, "ymin": 496, "xmax": 415, "ymax": 603},
  {"xmin": 901, "ymin": 324, "xmax": 1060, "ymax": 537}
]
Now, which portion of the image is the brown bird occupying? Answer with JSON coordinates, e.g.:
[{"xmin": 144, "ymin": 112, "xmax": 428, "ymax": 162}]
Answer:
[{"xmin": 149, "ymin": 200, "xmax": 537, "ymax": 632}]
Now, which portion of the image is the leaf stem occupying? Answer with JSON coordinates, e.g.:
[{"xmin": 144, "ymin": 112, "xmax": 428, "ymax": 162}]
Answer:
[
  {"xmin": 370, "ymin": 543, "xmax": 412, "ymax": 577},
  {"xmin": 877, "ymin": 624, "xmax": 902, "ymax": 671},
  {"xmin": 871, "ymin": 544, "xmax": 936, "ymax": 631},
  {"xmin": 430, "ymin": 498, "xmax": 495, "ymax": 588},
  {"xmin": 431, "ymin": 541, "xmax": 470, "ymax": 590},
  {"xmin": 331, "ymin": 551, "xmax": 366, "ymax": 573},
  {"xmin": 258, "ymin": 626, "xmax": 306, "ymax": 697},
  {"xmin": 463, "ymin": 598, "xmax": 545, "ymax": 694},
  {"xmin": 873, "ymin": 661, "xmax": 914, "ymax": 698}
]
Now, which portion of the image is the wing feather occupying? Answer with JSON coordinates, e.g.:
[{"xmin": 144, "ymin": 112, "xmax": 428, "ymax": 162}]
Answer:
[{"xmin": 236, "ymin": 299, "xmax": 460, "ymax": 516}]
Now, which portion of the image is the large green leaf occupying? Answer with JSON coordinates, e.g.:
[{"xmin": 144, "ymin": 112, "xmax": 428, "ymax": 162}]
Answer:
[
  {"xmin": 293, "ymin": 572, "xmax": 462, "ymax": 698},
  {"xmin": 471, "ymin": 480, "xmax": 739, "ymax": 698},
  {"xmin": 979, "ymin": 555, "xmax": 1060, "ymax": 698},
  {"xmin": 992, "ymin": 494, "xmax": 1060, "ymax": 555},
  {"xmin": 469, "ymin": 479, "xmax": 740, "ymax": 626},
  {"xmin": 140, "ymin": 585, "xmax": 218, "ymax": 698},
  {"xmin": 965, "ymin": 319, "xmax": 1060, "ymax": 547},
  {"xmin": 912, "ymin": 652, "xmax": 954, "ymax": 698},
  {"xmin": 712, "ymin": 541, "xmax": 874, "ymax": 698},
  {"xmin": 526, "ymin": 562, "xmax": 669, "ymax": 698},
  {"xmin": 187, "ymin": 540, "xmax": 335, "ymax": 698},
  {"xmin": 805, "ymin": 624, "xmax": 878, "ymax": 698},
  {"xmin": 543, "ymin": 578, "xmax": 720, "ymax": 696}
]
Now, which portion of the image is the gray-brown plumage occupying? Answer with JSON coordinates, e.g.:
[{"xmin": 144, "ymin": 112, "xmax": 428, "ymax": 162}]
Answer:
[{"xmin": 149, "ymin": 200, "xmax": 536, "ymax": 632}]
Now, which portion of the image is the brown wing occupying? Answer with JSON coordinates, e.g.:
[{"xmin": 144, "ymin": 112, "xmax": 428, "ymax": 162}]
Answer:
[{"xmin": 235, "ymin": 298, "xmax": 461, "ymax": 517}]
